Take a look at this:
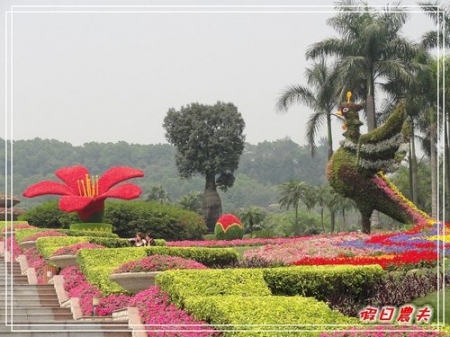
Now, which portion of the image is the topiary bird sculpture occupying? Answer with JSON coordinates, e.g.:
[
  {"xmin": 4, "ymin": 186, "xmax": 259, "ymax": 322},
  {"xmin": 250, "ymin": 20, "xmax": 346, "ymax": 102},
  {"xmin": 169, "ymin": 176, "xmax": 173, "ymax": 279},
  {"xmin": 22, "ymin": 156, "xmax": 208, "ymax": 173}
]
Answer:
[{"xmin": 326, "ymin": 92, "xmax": 431, "ymax": 233}]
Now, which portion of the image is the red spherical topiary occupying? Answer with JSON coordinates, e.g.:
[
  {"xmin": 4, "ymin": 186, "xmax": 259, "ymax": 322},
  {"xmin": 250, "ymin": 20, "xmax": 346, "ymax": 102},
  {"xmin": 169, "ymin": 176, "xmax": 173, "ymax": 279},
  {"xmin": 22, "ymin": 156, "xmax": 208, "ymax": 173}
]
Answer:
[{"xmin": 214, "ymin": 214, "xmax": 244, "ymax": 240}]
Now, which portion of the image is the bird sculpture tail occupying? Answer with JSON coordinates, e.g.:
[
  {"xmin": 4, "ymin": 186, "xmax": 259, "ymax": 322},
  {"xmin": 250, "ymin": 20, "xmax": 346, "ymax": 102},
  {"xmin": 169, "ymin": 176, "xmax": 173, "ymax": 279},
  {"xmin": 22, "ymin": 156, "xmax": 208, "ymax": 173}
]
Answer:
[{"xmin": 371, "ymin": 172, "xmax": 434, "ymax": 230}]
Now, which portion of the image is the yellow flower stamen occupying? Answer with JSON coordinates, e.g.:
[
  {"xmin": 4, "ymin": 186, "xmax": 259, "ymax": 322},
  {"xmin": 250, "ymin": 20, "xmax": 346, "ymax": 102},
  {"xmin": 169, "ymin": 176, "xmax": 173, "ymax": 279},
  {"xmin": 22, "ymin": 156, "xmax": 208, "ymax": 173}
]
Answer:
[{"xmin": 77, "ymin": 174, "xmax": 99, "ymax": 197}]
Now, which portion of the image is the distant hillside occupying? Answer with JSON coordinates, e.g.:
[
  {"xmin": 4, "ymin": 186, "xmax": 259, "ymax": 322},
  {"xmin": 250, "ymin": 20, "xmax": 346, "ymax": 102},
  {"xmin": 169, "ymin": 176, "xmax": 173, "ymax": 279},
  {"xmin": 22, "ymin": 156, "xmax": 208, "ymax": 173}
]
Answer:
[{"xmin": 0, "ymin": 137, "xmax": 327, "ymax": 212}]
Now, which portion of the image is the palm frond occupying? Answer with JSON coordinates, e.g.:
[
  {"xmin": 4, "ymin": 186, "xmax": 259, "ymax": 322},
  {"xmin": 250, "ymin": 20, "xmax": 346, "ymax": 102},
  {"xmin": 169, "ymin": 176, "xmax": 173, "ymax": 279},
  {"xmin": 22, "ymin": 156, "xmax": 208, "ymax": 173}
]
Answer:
[{"xmin": 275, "ymin": 85, "xmax": 315, "ymax": 112}]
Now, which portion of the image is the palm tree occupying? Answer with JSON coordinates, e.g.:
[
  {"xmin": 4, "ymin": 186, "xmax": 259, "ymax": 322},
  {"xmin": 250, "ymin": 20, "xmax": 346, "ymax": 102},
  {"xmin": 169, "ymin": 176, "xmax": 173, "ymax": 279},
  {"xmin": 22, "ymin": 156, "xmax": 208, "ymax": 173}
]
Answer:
[
  {"xmin": 419, "ymin": 1, "xmax": 450, "ymax": 49},
  {"xmin": 419, "ymin": 1, "xmax": 450, "ymax": 219},
  {"xmin": 278, "ymin": 180, "xmax": 313, "ymax": 227},
  {"xmin": 309, "ymin": 185, "xmax": 329, "ymax": 232},
  {"xmin": 146, "ymin": 184, "xmax": 171, "ymax": 204},
  {"xmin": 276, "ymin": 59, "xmax": 338, "ymax": 160},
  {"xmin": 178, "ymin": 191, "xmax": 202, "ymax": 214},
  {"xmin": 239, "ymin": 206, "xmax": 266, "ymax": 237},
  {"xmin": 306, "ymin": 0, "xmax": 419, "ymax": 132}
]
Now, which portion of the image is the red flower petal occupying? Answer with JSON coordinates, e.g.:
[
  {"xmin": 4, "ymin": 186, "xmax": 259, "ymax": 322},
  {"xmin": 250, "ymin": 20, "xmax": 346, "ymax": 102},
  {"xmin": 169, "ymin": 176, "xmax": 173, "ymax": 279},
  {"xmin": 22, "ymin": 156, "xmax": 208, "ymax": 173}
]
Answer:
[
  {"xmin": 59, "ymin": 196, "xmax": 93, "ymax": 212},
  {"xmin": 55, "ymin": 166, "xmax": 90, "ymax": 194},
  {"xmin": 23, "ymin": 181, "xmax": 73, "ymax": 198},
  {"xmin": 97, "ymin": 166, "xmax": 144, "ymax": 194},
  {"xmin": 98, "ymin": 183, "xmax": 142, "ymax": 200}
]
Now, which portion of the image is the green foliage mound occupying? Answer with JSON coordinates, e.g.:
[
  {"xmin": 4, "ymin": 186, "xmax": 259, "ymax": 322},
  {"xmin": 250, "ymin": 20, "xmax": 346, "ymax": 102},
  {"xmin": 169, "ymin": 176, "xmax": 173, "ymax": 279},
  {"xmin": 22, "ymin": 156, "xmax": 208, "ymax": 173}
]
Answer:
[
  {"xmin": 19, "ymin": 201, "xmax": 79, "ymax": 228},
  {"xmin": 156, "ymin": 269, "xmax": 271, "ymax": 307},
  {"xmin": 184, "ymin": 295, "xmax": 358, "ymax": 336},
  {"xmin": 214, "ymin": 224, "xmax": 244, "ymax": 240},
  {"xmin": 103, "ymin": 201, "xmax": 207, "ymax": 240},
  {"xmin": 69, "ymin": 223, "xmax": 113, "ymax": 233},
  {"xmin": 263, "ymin": 265, "xmax": 385, "ymax": 302}
]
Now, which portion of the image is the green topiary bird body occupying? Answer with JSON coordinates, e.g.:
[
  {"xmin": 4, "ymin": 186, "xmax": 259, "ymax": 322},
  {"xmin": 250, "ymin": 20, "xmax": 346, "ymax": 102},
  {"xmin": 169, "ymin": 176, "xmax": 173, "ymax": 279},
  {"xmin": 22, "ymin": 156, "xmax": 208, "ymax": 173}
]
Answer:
[{"xmin": 326, "ymin": 98, "xmax": 430, "ymax": 233}]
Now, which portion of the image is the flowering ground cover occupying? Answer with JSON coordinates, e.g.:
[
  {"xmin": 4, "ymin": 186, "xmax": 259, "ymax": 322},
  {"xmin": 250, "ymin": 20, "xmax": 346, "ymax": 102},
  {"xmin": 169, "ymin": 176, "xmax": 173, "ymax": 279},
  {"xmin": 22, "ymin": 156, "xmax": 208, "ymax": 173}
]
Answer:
[
  {"xmin": 242, "ymin": 232, "xmax": 382, "ymax": 265},
  {"xmin": 112, "ymin": 254, "xmax": 208, "ymax": 273},
  {"xmin": 51, "ymin": 242, "xmax": 105, "ymax": 256},
  {"xmin": 60, "ymin": 266, "xmax": 216, "ymax": 335}
]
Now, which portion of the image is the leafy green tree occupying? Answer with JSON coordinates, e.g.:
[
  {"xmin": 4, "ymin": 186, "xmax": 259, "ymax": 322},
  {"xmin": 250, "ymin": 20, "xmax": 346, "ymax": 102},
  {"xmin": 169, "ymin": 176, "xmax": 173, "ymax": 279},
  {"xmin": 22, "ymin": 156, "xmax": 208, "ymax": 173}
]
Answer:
[
  {"xmin": 278, "ymin": 180, "xmax": 313, "ymax": 232},
  {"xmin": 163, "ymin": 102, "xmax": 245, "ymax": 231},
  {"xmin": 276, "ymin": 59, "xmax": 338, "ymax": 160},
  {"xmin": 239, "ymin": 206, "xmax": 266, "ymax": 237},
  {"xmin": 146, "ymin": 184, "xmax": 171, "ymax": 204},
  {"xmin": 178, "ymin": 191, "xmax": 203, "ymax": 214}
]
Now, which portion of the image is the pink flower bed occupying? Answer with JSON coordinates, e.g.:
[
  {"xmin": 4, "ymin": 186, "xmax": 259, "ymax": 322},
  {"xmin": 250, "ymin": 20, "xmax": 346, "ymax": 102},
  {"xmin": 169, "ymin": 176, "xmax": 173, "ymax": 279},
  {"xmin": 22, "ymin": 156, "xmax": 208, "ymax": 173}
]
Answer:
[
  {"xmin": 243, "ymin": 232, "xmax": 381, "ymax": 265},
  {"xmin": 60, "ymin": 266, "xmax": 217, "ymax": 336},
  {"xmin": 112, "ymin": 255, "xmax": 207, "ymax": 274},
  {"xmin": 52, "ymin": 242, "xmax": 105, "ymax": 256},
  {"xmin": 24, "ymin": 247, "xmax": 46, "ymax": 283},
  {"xmin": 3, "ymin": 236, "xmax": 23, "ymax": 260},
  {"xmin": 2, "ymin": 224, "xmax": 36, "ymax": 233},
  {"xmin": 167, "ymin": 235, "xmax": 325, "ymax": 248},
  {"xmin": 22, "ymin": 230, "xmax": 67, "ymax": 242}
]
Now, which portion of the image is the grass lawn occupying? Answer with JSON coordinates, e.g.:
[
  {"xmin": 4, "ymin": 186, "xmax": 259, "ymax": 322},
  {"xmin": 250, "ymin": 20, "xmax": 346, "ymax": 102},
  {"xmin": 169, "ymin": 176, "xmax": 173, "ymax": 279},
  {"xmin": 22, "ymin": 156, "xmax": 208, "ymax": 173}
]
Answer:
[
  {"xmin": 233, "ymin": 246, "xmax": 255, "ymax": 258},
  {"xmin": 413, "ymin": 286, "xmax": 450, "ymax": 325}
]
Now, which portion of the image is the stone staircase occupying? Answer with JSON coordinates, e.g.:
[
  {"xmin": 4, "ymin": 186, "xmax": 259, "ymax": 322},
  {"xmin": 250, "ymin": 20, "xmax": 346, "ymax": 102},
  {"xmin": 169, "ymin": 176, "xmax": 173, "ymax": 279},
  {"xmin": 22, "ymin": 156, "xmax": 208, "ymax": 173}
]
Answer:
[{"xmin": 0, "ymin": 260, "xmax": 134, "ymax": 336}]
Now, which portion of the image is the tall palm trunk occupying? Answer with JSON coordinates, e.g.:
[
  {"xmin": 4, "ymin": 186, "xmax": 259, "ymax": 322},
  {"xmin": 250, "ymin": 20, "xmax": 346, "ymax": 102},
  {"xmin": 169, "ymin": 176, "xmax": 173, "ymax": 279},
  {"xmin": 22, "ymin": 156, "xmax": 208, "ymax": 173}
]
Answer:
[
  {"xmin": 202, "ymin": 172, "xmax": 222, "ymax": 232},
  {"xmin": 327, "ymin": 113, "xmax": 336, "ymax": 230},
  {"xmin": 366, "ymin": 76, "xmax": 380, "ymax": 229},
  {"xmin": 410, "ymin": 120, "xmax": 419, "ymax": 205},
  {"xmin": 445, "ymin": 114, "xmax": 450, "ymax": 218},
  {"xmin": 430, "ymin": 112, "xmax": 438, "ymax": 219}
]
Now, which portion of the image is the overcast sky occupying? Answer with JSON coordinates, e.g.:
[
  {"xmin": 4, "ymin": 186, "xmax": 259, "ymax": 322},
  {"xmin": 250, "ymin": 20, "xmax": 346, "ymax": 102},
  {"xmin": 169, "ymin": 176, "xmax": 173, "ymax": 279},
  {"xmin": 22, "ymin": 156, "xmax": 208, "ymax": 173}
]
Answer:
[{"xmin": 1, "ymin": 0, "xmax": 438, "ymax": 149}]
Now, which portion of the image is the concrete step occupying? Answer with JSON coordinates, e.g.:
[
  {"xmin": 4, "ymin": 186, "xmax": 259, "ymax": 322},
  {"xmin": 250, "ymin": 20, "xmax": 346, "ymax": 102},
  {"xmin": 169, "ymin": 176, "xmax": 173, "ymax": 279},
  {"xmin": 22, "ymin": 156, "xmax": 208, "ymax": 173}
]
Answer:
[
  {"xmin": 0, "ymin": 321, "xmax": 132, "ymax": 336},
  {"xmin": 0, "ymin": 294, "xmax": 58, "ymax": 301},
  {"xmin": 0, "ymin": 308, "xmax": 72, "ymax": 315},
  {"xmin": 10, "ymin": 300, "xmax": 61, "ymax": 307},
  {"xmin": 0, "ymin": 289, "xmax": 57, "ymax": 295},
  {"xmin": 0, "ymin": 313, "xmax": 74, "ymax": 322}
]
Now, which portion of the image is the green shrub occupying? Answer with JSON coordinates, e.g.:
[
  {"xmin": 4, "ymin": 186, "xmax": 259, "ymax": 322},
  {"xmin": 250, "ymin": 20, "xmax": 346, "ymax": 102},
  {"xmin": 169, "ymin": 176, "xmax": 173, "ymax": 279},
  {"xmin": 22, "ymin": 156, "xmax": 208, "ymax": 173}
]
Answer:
[
  {"xmin": 14, "ymin": 227, "xmax": 118, "ymax": 244},
  {"xmin": 69, "ymin": 223, "xmax": 113, "ymax": 232},
  {"xmin": 143, "ymin": 246, "xmax": 238, "ymax": 267},
  {"xmin": 263, "ymin": 265, "xmax": 385, "ymax": 302},
  {"xmin": 184, "ymin": 295, "xmax": 358, "ymax": 336},
  {"xmin": 214, "ymin": 224, "xmax": 244, "ymax": 240},
  {"xmin": 35, "ymin": 236, "xmax": 131, "ymax": 259},
  {"xmin": 156, "ymin": 269, "xmax": 271, "ymax": 307},
  {"xmin": 19, "ymin": 201, "xmax": 78, "ymax": 228},
  {"xmin": 0, "ymin": 221, "xmax": 29, "ymax": 230},
  {"xmin": 103, "ymin": 201, "xmax": 207, "ymax": 240}
]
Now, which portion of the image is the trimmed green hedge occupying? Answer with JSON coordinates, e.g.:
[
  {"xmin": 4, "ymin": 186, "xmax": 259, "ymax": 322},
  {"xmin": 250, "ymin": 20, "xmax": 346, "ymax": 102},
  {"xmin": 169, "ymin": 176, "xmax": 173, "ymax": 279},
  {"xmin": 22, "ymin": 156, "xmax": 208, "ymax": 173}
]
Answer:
[
  {"xmin": 18, "ymin": 201, "xmax": 79, "ymax": 228},
  {"xmin": 14, "ymin": 228, "xmax": 118, "ymax": 244},
  {"xmin": 76, "ymin": 246, "xmax": 238, "ymax": 294},
  {"xmin": 0, "ymin": 221, "xmax": 29, "ymax": 230},
  {"xmin": 156, "ymin": 269, "xmax": 271, "ymax": 307},
  {"xmin": 35, "ymin": 236, "xmax": 131, "ymax": 259},
  {"xmin": 77, "ymin": 248, "xmax": 148, "ymax": 294},
  {"xmin": 263, "ymin": 265, "xmax": 385, "ymax": 302},
  {"xmin": 142, "ymin": 246, "xmax": 238, "ymax": 267},
  {"xmin": 184, "ymin": 295, "xmax": 358, "ymax": 336}
]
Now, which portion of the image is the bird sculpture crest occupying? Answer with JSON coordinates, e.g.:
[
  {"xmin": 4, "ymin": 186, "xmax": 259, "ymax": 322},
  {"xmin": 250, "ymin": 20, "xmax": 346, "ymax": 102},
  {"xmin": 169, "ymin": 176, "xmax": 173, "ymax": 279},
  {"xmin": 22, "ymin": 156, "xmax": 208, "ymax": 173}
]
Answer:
[{"xmin": 326, "ymin": 92, "xmax": 431, "ymax": 233}]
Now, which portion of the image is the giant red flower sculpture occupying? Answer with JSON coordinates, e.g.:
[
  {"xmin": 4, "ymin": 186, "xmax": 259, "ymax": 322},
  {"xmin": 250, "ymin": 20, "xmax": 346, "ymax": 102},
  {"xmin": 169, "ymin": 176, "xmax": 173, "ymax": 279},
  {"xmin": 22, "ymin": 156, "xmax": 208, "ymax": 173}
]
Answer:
[{"xmin": 23, "ymin": 165, "xmax": 144, "ymax": 222}]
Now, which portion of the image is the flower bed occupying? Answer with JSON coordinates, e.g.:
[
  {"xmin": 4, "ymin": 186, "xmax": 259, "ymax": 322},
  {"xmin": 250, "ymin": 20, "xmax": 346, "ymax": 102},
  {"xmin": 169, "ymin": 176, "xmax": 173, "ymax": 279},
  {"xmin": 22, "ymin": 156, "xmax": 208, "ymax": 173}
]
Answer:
[
  {"xmin": 60, "ymin": 266, "xmax": 216, "ymax": 335},
  {"xmin": 112, "ymin": 254, "xmax": 208, "ymax": 274},
  {"xmin": 52, "ymin": 242, "xmax": 105, "ymax": 257},
  {"xmin": 293, "ymin": 250, "xmax": 438, "ymax": 271}
]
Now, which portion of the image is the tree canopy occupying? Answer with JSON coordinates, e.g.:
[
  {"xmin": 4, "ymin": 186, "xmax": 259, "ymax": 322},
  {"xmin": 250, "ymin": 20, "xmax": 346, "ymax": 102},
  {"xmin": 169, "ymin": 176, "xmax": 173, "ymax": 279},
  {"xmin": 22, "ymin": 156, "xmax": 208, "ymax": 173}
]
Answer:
[{"xmin": 163, "ymin": 101, "xmax": 246, "ymax": 231}]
